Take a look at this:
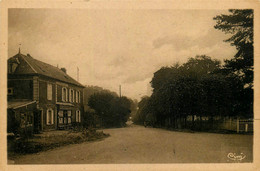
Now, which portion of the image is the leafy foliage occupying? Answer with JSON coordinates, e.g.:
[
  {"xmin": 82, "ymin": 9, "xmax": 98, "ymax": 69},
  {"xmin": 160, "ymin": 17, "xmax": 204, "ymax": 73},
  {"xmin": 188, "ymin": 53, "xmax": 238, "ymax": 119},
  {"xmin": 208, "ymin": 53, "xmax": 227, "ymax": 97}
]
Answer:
[
  {"xmin": 88, "ymin": 92, "xmax": 132, "ymax": 128},
  {"xmin": 214, "ymin": 9, "xmax": 253, "ymax": 87},
  {"xmin": 134, "ymin": 54, "xmax": 253, "ymax": 130}
]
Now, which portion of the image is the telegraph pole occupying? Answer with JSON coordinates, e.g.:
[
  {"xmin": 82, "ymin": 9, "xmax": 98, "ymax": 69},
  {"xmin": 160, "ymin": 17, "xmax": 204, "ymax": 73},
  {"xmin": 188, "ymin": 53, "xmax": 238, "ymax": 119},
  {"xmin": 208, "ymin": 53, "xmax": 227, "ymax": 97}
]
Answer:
[
  {"xmin": 119, "ymin": 85, "xmax": 121, "ymax": 98},
  {"xmin": 18, "ymin": 43, "xmax": 21, "ymax": 54}
]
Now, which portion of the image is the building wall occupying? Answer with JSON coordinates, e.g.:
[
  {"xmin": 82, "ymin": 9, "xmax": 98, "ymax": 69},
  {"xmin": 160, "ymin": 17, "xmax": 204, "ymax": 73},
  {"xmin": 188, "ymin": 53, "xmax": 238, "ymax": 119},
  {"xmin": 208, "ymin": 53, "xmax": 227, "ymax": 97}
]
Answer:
[
  {"xmin": 56, "ymin": 82, "xmax": 84, "ymax": 106},
  {"xmin": 8, "ymin": 72, "xmax": 84, "ymax": 131},
  {"xmin": 38, "ymin": 77, "xmax": 84, "ymax": 130},
  {"xmin": 8, "ymin": 78, "xmax": 33, "ymax": 100},
  {"xmin": 33, "ymin": 76, "xmax": 39, "ymax": 101},
  {"xmin": 38, "ymin": 78, "xmax": 58, "ymax": 130},
  {"xmin": 38, "ymin": 104, "xmax": 57, "ymax": 130},
  {"xmin": 39, "ymin": 79, "xmax": 56, "ymax": 104}
]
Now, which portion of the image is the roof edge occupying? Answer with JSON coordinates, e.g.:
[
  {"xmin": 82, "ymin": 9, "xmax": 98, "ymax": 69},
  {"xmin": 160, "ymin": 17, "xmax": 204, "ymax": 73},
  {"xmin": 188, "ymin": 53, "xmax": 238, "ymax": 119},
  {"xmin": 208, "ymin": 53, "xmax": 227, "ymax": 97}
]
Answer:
[{"xmin": 20, "ymin": 54, "xmax": 38, "ymax": 73}]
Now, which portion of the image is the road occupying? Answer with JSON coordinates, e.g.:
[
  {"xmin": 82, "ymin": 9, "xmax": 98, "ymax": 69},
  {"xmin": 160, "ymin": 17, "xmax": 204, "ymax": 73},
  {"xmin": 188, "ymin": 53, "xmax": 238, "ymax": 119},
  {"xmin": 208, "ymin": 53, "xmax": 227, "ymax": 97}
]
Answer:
[{"xmin": 13, "ymin": 124, "xmax": 253, "ymax": 164}]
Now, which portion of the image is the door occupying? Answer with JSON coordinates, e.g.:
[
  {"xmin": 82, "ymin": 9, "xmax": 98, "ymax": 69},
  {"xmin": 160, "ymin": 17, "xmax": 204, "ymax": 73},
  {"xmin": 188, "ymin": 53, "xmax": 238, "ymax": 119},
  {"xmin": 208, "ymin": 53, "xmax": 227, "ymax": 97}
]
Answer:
[{"xmin": 33, "ymin": 110, "xmax": 42, "ymax": 133}]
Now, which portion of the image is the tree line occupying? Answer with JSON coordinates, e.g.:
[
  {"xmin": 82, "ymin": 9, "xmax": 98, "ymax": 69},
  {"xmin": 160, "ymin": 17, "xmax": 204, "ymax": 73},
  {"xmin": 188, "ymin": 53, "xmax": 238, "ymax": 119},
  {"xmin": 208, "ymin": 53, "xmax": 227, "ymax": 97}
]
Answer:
[
  {"xmin": 132, "ymin": 9, "xmax": 253, "ymax": 130},
  {"xmin": 82, "ymin": 86, "xmax": 137, "ymax": 128}
]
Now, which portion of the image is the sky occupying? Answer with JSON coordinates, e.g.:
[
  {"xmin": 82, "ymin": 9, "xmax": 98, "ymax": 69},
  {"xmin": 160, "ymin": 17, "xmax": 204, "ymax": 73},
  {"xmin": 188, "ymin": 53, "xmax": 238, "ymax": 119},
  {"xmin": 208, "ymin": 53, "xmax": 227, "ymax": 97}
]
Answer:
[{"xmin": 8, "ymin": 9, "xmax": 237, "ymax": 100}]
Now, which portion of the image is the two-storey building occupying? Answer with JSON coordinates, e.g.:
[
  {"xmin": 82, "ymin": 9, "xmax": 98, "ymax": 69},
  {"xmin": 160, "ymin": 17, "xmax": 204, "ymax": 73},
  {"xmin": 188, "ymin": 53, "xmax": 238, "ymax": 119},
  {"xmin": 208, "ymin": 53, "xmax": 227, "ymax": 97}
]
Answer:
[{"xmin": 7, "ymin": 51, "xmax": 84, "ymax": 133}]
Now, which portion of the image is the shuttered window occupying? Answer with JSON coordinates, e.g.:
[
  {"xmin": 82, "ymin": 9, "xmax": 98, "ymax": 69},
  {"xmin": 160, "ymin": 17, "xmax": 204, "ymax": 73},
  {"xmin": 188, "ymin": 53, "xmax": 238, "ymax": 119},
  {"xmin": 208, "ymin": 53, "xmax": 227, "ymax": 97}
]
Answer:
[
  {"xmin": 76, "ymin": 91, "xmax": 79, "ymax": 103},
  {"xmin": 78, "ymin": 91, "xmax": 80, "ymax": 103},
  {"xmin": 76, "ymin": 110, "xmax": 81, "ymax": 123},
  {"xmin": 46, "ymin": 109, "xmax": 54, "ymax": 125},
  {"xmin": 76, "ymin": 91, "xmax": 80, "ymax": 103},
  {"xmin": 68, "ymin": 110, "xmax": 72, "ymax": 123},
  {"xmin": 69, "ymin": 89, "xmax": 74, "ymax": 102},
  {"xmin": 58, "ymin": 110, "xmax": 64, "ymax": 124},
  {"xmin": 71, "ymin": 90, "xmax": 74, "ymax": 102},
  {"xmin": 62, "ymin": 87, "xmax": 68, "ymax": 102},
  {"xmin": 47, "ymin": 83, "xmax": 52, "ymax": 100}
]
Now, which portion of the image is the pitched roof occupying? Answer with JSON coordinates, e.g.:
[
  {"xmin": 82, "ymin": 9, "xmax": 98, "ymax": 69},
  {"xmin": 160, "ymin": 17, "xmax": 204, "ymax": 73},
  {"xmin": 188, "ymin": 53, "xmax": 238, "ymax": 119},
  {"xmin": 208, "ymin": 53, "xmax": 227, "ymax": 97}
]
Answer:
[{"xmin": 8, "ymin": 53, "xmax": 84, "ymax": 87}]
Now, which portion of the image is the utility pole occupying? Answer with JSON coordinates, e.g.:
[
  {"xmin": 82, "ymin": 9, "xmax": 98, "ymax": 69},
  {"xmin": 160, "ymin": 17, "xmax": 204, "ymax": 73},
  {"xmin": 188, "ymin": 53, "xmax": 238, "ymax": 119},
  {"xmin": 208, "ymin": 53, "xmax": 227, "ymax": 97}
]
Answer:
[
  {"xmin": 119, "ymin": 85, "xmax": 121, "ymax": 98},
  {"xmin": 19, "ymin": 43, "xmax": 21, "ymax": 54}
]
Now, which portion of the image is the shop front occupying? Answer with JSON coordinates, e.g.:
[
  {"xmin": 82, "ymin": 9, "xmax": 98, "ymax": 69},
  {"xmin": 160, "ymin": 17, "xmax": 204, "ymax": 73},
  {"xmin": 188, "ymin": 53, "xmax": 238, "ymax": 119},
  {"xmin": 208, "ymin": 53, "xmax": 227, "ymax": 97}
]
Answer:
[{"xmin": 57, "ymin": 103, "xmax": 75, "ymax": 129}]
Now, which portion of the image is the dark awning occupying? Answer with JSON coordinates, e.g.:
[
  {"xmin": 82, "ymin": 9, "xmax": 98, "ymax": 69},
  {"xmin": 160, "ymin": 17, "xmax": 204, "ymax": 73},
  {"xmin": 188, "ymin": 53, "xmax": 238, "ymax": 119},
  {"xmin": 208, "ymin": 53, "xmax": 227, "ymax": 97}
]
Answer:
[{"xmin": 8, "ymin": 100, "xmax": 36, "ymax": 109}]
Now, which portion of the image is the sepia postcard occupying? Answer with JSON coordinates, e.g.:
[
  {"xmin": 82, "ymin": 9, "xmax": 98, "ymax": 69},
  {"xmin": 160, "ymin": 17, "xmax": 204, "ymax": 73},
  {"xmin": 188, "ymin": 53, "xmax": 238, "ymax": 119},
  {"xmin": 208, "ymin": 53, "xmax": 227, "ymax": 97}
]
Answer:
[{"xmin": 0, "ymin": 0, "xmax": 260, "ymax": 170}]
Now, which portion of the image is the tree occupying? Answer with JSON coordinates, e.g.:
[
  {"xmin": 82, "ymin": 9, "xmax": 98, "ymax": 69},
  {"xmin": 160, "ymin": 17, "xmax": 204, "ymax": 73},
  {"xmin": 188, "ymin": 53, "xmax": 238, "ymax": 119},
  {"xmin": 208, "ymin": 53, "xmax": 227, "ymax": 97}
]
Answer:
[
  {"xmin": 181, "ymin": 55, "xmax": 221, "ymax": 77},
  {"xmin": 214, "ymin": 9, "xmax": 253, "ymax": 87},
  {"xmin": 151, "ymin": 63, "xmax": 180, "ymax": 91},
  {"xmin": 148, "ymin": 55, "xmax": 236, "ymax": 129},
  {"xmin": 88, "ymin": 92, "xmax": 115, "ymax": 127},
  {"xmin": 110, "ymin": 96, "xmax": 132, "ymax": 127},
  {"xmin": 214, "ymin": 10, "xmax": 254, "ymax": 118},
  {"xmin": 132, "ymin": 96, "xmax": 150, "ymax": 125},
  {"xmin": 88, "ymin": 92, "xmax": 132, "ymax": 128}
]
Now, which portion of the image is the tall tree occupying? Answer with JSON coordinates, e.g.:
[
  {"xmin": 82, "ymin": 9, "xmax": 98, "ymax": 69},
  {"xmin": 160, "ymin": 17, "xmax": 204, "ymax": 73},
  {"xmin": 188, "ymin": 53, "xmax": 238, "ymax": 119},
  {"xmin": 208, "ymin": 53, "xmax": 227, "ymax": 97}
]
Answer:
[
  {"xmin": 214, "ymin": 9, "xmax": 253, "ymax": 87},
  {"xmin": 148, "ymin": 55, "xmax": 226, "ymax": 128}
]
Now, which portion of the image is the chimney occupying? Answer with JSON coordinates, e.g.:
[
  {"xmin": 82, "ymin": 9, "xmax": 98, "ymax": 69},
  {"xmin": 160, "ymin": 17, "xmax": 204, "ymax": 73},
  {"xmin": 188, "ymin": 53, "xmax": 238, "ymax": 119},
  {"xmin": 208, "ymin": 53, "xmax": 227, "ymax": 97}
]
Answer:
[{"xmin": 61, "ymin": 67, "xmax": 67, "ymax": 73}]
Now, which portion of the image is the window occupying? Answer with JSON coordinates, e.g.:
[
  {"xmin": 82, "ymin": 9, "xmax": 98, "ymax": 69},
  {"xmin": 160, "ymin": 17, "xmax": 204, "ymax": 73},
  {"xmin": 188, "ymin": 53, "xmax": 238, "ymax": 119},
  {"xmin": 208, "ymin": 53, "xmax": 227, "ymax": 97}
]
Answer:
[
  {"xmin": 66, "ymin": 88, "xmax": 69, "ymax": 102},
  {"xmin": 69, "ymin": 89, "xmax": 71, "ymax": 102},
  {"xmin": 58, "ymin": 110, "xmax": 72, "ymax": 124},
  {"xmin": 76, "ymin": 91, "xmax": 80, "ymax": 103},
  {"xmin": 69, "ymin": 89, "xmax": 74, "ymax": 102},
  {"xmin": 46, "ymin": 109, "xmax": 54, "ymax": 125},
  {"xmin": 8, "ymin": 63, "xmax": 18, "ymax": 74},
  {"xmin": 62, "ymin": 87, "xmax": 68, "ymax": 102},
  {"xmin": 68, "ymin": 111, "xmax": 72, "ymax": 124},
  {"xmin": 76, "ymin": 110, "xmax": 81, "ymax": 123},
  {"xmin": 58, "ymin": 110, "xmax": 64, "ymax": 124},
  {"xmin": 8, "ymin": 88, "xmax": 13, "ymax": 95},
  {"xmin": 75, "ymin": 90, "xmax": 78, "ymax": 103},
  {"xmin": 78, "ymin": 91, "xmax": 80, "ymax": 103},
  {"xmin": 8, "ymin": 57, "xmax": 20, "ymax": 74},
  {"xmin": 20, "ymin": 113, "xmax": 33, "ymax": 127},
  {"xmin": 72, "ymin": 89, "xmax": 74, "ymax": 102},
  {"xmin": 47, "ymin": 83, "xmax": 52, "ymax": 100}
]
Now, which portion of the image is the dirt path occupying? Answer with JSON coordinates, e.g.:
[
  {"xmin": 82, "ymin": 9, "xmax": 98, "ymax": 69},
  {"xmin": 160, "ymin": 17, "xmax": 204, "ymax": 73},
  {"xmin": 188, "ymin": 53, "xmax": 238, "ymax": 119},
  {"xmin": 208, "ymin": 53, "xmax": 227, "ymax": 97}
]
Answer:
[{"xmin": 12, "ymin": 124, "xmax": 253, "ymax": 164}]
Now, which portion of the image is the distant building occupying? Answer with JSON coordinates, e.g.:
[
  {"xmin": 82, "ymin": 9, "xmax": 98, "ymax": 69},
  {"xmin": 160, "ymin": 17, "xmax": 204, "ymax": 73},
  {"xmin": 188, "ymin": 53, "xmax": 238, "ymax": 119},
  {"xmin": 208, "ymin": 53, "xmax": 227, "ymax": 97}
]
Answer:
[{"xmin": 7, "ymin": 51, "xmax": 84, "ymax": 133}]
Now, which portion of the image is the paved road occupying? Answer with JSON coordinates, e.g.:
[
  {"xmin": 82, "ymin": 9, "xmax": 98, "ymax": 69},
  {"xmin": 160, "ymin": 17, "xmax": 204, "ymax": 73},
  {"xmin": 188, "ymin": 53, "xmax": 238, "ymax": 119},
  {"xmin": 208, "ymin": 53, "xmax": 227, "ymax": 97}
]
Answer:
[{"xmin": 13, "ymin": 124, "xmax": 253, "ymax": 164}]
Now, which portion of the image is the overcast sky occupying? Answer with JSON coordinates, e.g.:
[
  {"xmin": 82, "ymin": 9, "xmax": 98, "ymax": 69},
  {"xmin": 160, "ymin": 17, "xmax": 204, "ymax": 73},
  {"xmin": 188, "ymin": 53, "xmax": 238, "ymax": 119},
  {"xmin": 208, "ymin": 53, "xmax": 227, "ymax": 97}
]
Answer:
[{"xmin": 8, "ymin": 9, "xmax": 237, "ymax": 100}]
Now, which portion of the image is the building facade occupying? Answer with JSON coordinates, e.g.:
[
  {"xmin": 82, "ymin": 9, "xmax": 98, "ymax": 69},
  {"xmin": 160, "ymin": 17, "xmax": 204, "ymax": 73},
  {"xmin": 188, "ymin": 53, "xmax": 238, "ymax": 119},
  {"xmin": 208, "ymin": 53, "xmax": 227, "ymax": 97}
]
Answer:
[{"xmin": 7, "ymin": 52, "xmax": 84, "ymax": 133}]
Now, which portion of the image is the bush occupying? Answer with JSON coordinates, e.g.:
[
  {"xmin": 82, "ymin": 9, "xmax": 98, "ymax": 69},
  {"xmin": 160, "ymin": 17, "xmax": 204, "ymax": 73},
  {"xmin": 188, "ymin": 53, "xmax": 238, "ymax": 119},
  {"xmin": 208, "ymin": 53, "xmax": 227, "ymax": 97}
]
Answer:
[
  {"xmin": 10, "ymin": 139, "xmax": 43, "ymax": 154},
  {"xmin": 8, "ymin": 128, "xmax": 110, "ymax": 156}
]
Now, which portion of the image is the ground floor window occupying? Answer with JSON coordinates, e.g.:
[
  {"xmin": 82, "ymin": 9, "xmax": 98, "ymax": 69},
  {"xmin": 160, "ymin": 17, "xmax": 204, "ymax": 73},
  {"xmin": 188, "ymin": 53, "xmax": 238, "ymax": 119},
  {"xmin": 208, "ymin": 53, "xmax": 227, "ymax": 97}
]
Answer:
[
  {"xmin": 8, "ymin": 88, "xmax": 13, "ymax": 95},
  {"xmin": 68, "ymin": 110, "xmax": 72, "ymax": 124},
  {"xmin": 76, "ymin": 110, "xmax": 81, "ymax": 123},
  {"xmin": 58, "ymin": 110, "xmax": 72, "ymax": 125},
  {"xmin": 46, "ymin": 109, "xmax": 54, "ymax": 125},
  {"xmin": 58, "ymin": 110, "xmax": 64, "ymax": 124}
]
